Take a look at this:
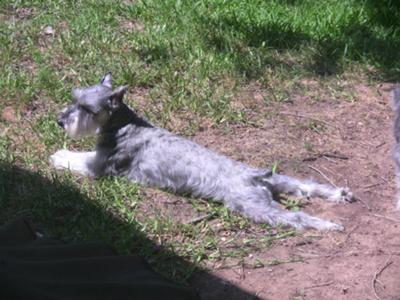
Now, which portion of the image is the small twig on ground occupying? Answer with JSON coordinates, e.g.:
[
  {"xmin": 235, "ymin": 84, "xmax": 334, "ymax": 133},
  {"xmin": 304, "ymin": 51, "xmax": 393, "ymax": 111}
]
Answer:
[
  {"xmin": 369, "ymin": 213, "xmax": 400, "ymax": 223},
  {"xmin": 308, "ymin": 165, "xmax": 337, "ymax": 187},
  {"xmin": 304, "ymin": 281, "xmax": 334, "ymax": 290},
  {"xmin": 362, "ymin": 177, "xmax": 389, "ymax": 189},
  {"xmin": 303, "ymin": 152, "xmax": 349, "ymax": 163},
  {"xmin": 303, "ymin": 156, "xmax": 317, "ymax": 162},
  {"xmin": 375, "ymin": 142, "xmax": 386, "ymax": 149},
  {"xmin": 363, "ymin": 182, "xmax": 382, "ymax": 190},
  {"xmin": 322, "ymin": 153, "xmax": 349, "ymax": 160},
  {"xmin": 359, "ymin": 141, "xmax": 377, "ymax": 148},
  {"xmin": 322, "ymin": 155, "xmax": 337, "ymax": 164},
  {"xmin": 372, "ymin": 255, "xmax": 393, "ymax": 300},
  {"xmin": 279, "ymin": 112, "xmax": 337, "ymax": 128},
  {"xmin": 379, "ymin": 176, "xmax": 389, "ymax": 184},
  {"xmin": 186, "ymin": 213, "xmax": 215, "ymax": 225}
]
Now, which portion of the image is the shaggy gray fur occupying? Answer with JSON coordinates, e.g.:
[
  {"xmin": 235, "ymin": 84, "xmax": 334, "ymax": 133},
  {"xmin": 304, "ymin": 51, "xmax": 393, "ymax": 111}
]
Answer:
[{"xmin": 51, "ymin": 73, "xmax": 354, "ymax": 231}]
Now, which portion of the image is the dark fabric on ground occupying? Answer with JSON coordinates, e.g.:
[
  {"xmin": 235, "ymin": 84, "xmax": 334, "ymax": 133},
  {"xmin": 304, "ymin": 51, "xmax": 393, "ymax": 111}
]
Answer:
[{"xmin": 0, "ymin": 219, "xmax": 199, "ymax": 300}]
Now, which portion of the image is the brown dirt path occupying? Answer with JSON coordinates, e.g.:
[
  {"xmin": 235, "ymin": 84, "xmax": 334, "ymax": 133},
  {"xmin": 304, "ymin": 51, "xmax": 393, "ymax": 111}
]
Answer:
[{"xmin": 190, "ymin": 82, "xmax": 400, "ymax": 300}]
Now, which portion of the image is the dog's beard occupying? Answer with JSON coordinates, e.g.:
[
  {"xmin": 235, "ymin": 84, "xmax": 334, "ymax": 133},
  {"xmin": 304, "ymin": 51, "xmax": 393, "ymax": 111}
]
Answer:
[
  {"xmin": 64, "ymin": 113, "xmax": 98, "ymax": 139},
  {"xmin": 64, "ymin": 110, "xmax": 109, "ymax": 139}
]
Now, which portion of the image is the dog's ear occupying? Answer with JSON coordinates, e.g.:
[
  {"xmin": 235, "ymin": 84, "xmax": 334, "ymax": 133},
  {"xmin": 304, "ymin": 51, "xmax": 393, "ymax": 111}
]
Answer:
[
  {"xmin": 107, "ymin": 85, "xmax": 128, "ymax": 110},
  {"xmin": 100, "ymin": 72, "xmax": 112, "ymax": 88}
]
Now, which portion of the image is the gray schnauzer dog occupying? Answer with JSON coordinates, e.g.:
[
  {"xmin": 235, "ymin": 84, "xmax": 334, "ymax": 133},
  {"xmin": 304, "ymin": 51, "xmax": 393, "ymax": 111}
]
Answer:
[
  {"xmin": 51, "ymin": 73, "xmax": 354, "ymax": 231},
  {"xmin": 392, "ymin": 87, "xmax": 400, "ymax": 209}
]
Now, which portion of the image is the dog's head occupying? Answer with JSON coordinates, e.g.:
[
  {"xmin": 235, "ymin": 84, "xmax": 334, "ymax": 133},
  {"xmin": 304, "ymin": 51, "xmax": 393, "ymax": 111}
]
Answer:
[{"xmin": 57, "ymin": 73, "xmax": 127, "ymax": 138}]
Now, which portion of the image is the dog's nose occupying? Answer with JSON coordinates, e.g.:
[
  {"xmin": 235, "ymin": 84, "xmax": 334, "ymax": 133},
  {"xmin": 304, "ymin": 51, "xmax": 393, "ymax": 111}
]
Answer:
[{"xmin": 57, "ymin": 119, "xmax": 64, "ymax": 128}]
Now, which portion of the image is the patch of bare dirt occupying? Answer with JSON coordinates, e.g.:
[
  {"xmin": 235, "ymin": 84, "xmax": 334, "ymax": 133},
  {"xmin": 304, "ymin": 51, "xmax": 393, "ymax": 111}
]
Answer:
[
  {"xmin": 118, "ymin": 18, "xmax": 145, "ymax": 33},
  {"xmin": 1, "ymin": 106, "xmax": 18, "ymax": 123},
  {"xmin": 181, "ymin": 81, "xmax": 400, "ymax": 299},
  {"xmin": 15, "ymin": 7, "xmax": 35, "ymax": 19},
  {"xmin": 137, "ymin": 187, "xmax": 196, "ymax": 224}
]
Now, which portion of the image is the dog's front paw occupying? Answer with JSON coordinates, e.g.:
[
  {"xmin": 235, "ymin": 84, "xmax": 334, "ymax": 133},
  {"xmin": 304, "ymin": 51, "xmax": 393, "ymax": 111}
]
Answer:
[
  {"xmin": 296, "ymin": 217, "xmax": 344, "ymax": 231},
  {"xmin": 329, "ymin": 187, "xmax": 355, "ymax": 203},
  {"xmin": 50, "ymin": 150, "xmax": 73, "ymax": 170},
  {"xmin": 315, "ymin": 221, "xmax": 344, "ymax": 231}
]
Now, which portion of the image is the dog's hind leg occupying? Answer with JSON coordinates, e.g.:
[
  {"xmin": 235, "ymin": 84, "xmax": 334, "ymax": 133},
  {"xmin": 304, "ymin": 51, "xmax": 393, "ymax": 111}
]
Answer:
[
  {"xmin": 50, "ymin": 150, "xmax": 96, "ymax": 176},
  {"xmin": 260, "ymin": 206, "xmax": 343, "ymax": 230},
  {"xmin": 262, "ymin": 173, "xmax": 354, "ymax": 203},
  {"xmin": 237, "ymin": 198, "xmax": 343, "ymax": 231},
  {"xmin": 227, "ymin": 187, "xmax": 343, "ymax": 231}
]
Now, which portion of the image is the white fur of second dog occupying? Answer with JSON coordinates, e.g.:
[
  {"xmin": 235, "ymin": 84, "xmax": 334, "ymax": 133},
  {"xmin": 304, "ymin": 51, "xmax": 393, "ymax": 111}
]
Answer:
[{"xmin": 51, "ymin": 73, "xmax": 355, "ymax": 231}]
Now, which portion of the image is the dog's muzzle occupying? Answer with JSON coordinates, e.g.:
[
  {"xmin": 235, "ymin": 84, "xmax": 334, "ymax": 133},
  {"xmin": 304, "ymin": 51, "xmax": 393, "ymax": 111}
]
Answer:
[{"xmin": 57, "ymin": 118, "xmax": 65, "ymax": 128}]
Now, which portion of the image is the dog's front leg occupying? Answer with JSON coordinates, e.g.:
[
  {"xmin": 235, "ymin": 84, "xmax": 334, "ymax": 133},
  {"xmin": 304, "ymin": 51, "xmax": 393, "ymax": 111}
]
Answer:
[{"xmin": 50, "ymin": 150, "xmax": 96, "ymax": 176}]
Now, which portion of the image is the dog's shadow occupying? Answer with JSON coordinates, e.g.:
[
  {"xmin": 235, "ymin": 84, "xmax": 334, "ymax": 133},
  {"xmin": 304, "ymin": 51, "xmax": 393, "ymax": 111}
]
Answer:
[{"xmin": 0, "ymin": 162, "xmax": 259, "ymax": 300}]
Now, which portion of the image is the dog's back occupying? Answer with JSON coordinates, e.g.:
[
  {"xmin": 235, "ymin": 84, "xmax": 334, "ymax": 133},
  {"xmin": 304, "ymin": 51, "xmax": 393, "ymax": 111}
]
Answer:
[{"xmin": 96, "ymin": 110, "xmax": 268, "ymax": 202}]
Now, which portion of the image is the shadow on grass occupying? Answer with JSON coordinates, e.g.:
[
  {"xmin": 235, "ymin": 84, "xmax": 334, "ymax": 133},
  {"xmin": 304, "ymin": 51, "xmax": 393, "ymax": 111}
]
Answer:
[
  {"xmin": 364, "ymin": 0, "xmax": 400, "ymax": 29},
  {"xmin": 0, "ymin": 162, "xmax": 259, "ymax": 300},
  {"xmin": 197, "ymin": 5, "xmax": 400, "ymax": 80}
]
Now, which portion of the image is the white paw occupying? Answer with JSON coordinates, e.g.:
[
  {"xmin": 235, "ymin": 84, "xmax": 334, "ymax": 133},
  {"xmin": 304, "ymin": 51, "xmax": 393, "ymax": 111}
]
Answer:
[
  {"xmin": 320, "ymin": 221, "xmax": 344, "ymax": 231},
  {"xmin": 329, "ymin": 187, "xmax": 355, "ymax": 203},
  {"xmin": 396, "ymin": 198, "xmax": 400, "ymax": 210},
  {"xmin": 289, "ymin": 212, "xmax": 344, "ymax": 231},
  {"xmin": 294, "ymin": 219, "xmax": 344, "ymax": 231},
  {"xmin": 50, "ymin": 150, "xmax": 74, "ymax": 170},
  {"xmin": 308, "ymin": 218, "xmax": 344, "ymax": 231}
]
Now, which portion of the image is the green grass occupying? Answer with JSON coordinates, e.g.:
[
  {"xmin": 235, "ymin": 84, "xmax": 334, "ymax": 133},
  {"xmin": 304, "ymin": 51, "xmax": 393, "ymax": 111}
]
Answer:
[
  {"xmin": 1, "ymin": 0, "xmax": 400, "ymax": 118},
  {"xmin": 1, "ymin": 0, "xmax": 400, "ymax": 284}
]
